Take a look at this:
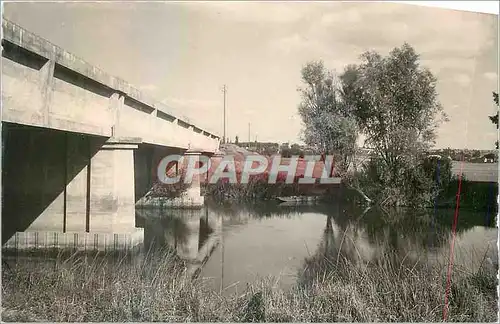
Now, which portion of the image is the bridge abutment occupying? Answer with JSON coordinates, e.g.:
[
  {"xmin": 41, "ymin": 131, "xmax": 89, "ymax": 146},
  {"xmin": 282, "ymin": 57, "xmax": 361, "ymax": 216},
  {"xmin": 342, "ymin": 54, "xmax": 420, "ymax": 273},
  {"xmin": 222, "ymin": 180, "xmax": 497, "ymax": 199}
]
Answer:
[{"xmin": 2, "ymin": 126, "xmax": 144, "ymax": 252}]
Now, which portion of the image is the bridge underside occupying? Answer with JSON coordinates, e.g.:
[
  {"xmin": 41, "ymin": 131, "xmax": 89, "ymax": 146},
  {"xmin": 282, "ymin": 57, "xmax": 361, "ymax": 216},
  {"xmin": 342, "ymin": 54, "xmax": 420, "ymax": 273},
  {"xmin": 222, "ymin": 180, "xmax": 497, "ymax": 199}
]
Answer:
[
  {"xmin": 1, "ymin": 19, "xmax": 220, "ymax": 252},
  {"xmin": 1, "ymin": 122, "xmax": 205, "ymax": 252}
]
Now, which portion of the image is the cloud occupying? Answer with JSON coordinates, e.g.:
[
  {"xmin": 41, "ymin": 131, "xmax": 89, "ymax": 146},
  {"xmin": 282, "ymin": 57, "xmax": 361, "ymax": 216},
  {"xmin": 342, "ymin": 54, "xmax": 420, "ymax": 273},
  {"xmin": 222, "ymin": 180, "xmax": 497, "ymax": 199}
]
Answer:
[
  {"xmin": 270, "ymin": 2, "xmax": 496, "ymax": 76},
  {"xmin": 160, "ymin": 96, "xmax": 221, "ymax": 130},
  {"xmin": 319, "ymin": 7, "xmax": 364, "ymax": 26},
  {"xmin": 270, "ymin": 33, "xmax": 303, "ymax": 53},
  {"xmin": 454, "ymin": 73, "xmax": 473, "ymax": 87},
  {"xmin": 270, "ymin": 33, "xmax": 327, "ymax": 56},
  {"xmin": 138, "ymin": 84, "xmax": 158, "ymax": 92},
  {"xmin": 483, "ymin": 72, "xmax": 498, "ymax": 81},
  {"xmin": 185, "ymin": 2, "xmax": 316, "ymax": 24}
]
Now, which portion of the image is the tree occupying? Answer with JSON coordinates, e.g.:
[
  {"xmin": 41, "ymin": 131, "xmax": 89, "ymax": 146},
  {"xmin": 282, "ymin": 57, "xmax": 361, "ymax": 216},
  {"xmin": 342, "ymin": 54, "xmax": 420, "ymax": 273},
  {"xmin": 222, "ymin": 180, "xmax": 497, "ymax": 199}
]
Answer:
[
  {"xmin": 489, "ymin": 92, "xmax": 498, "ymax": 149},
  {"xmin": 280, "ymin": 143, "xmax": 291, "ymax": 158},
  {"xmin": 290, "ymin": 143, "xmax": 303, "ymax": 157},
  {"xmin": 297, "ymin": 61, "xmax": 357, "ymax": 177},
  {"xmin": 340, "ymin": 43, "xmax": 447, "ymax": 206},
  {"xmin": 235, "ymin": 135, "xmax": 239, "ymax": 145}
]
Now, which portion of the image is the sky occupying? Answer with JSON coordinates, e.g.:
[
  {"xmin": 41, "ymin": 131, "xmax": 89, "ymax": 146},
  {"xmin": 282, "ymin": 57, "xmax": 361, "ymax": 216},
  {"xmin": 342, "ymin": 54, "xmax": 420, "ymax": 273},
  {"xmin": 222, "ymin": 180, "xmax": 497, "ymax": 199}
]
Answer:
[{"xmin": 2, "ymin": 2, "xmax": 498, "ymax": 149}]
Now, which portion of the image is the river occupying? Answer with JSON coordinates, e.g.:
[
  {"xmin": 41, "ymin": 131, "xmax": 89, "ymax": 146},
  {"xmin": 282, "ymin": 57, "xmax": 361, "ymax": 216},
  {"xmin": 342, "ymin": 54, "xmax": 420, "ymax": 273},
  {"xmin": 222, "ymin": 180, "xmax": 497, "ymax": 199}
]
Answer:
[{"xmin": 135, "ymin": 200, "xmax": 498, "ymax": 295}]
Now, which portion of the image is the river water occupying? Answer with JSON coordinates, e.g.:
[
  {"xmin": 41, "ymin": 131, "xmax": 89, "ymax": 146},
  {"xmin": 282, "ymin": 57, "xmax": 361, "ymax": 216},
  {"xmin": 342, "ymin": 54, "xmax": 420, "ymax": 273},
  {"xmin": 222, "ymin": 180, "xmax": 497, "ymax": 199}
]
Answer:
[{"xmin": 136, "ymin": 200, "xmax": 498, "ymax": 294}]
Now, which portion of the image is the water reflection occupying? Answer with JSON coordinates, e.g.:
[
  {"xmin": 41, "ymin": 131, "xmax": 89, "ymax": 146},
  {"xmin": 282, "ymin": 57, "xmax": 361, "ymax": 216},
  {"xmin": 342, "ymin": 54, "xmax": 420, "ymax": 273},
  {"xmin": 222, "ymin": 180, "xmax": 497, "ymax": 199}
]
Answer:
[
  {"xmin": 136, "ymin": 208, "xmax": 221, "ymax": 264},
  {"xmin": 135, "ymin": 201, "xmax": 497, "ymax": 294},
  {"xmin": 297, "ymin": 205, "xmax": 498, "ymax": 289}
]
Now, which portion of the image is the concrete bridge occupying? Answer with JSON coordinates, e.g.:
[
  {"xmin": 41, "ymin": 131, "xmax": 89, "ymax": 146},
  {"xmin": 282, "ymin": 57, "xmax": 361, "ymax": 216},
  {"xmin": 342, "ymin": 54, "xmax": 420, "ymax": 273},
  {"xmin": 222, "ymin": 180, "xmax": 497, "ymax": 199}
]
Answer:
[{"xmin": 1, "ymin": 19, "xmax": 221, "ymax": 252}]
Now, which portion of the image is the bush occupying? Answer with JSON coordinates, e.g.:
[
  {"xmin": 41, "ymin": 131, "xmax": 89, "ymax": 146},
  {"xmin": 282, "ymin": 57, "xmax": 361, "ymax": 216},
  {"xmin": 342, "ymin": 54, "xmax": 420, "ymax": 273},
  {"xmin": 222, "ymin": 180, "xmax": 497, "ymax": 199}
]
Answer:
[
  {"xmin": 204, "ymin": 171, "xmax": 305, "ymax": 203},
  {"xmin": 146, "ymin": 169, "xmax": 191, "ymax": 199},
  {"xmin": 356, "ymin": 155, "xmax": 452, "ymax": 207},
  {"xmin": 439, "ymin": 177, "xmax": 498, "ymax": 213},
  {"xmin": 420, "ymin": 156, "xmax": 453, "ymax": 195}
]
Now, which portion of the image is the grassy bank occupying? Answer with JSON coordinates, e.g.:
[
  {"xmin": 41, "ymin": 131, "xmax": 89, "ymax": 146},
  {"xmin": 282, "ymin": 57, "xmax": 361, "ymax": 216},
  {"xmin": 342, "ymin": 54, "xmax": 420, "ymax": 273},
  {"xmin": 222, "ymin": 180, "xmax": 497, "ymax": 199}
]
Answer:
[{"xmin": 2, "ymin": 249, "xmax": 497, "ymax": 322}]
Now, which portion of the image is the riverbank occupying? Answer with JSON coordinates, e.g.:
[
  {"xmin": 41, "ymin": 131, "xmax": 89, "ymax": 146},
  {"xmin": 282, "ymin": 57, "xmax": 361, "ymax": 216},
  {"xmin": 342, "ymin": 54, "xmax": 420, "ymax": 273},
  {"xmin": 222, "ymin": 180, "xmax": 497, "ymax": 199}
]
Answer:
[
  {"xmin": 435, "ymin": 179, "xmax": 498, "ymax": 213},
  {"xmin": 2, "ymin": 249, "xmax": 497, "ymax": 322}
]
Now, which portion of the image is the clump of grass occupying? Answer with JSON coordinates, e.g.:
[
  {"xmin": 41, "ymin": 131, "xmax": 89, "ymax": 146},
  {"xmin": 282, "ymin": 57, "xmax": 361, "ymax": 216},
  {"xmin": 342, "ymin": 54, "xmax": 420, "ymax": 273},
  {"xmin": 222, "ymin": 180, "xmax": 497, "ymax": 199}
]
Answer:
[
  {"xmin": 146, "ymin": 169, "xmax": 191, "ymax": 199},
  {"xmin": 2, "ymin": 248, "xmax": 497, "ymax": 322},
  {"xmin": 204, "ymin": 172, "xmax": 303, "ymax": 203}
]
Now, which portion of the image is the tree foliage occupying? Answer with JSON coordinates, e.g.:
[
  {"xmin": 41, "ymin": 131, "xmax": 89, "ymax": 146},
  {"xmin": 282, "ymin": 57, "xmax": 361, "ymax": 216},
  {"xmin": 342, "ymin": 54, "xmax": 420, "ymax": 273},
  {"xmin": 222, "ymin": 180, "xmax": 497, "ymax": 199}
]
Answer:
[
  {"xmin": 489, "ymin": 92, "xmax": 498, "ymax": 149},
  {"xmin": 340, "ymin": 43, "xmax": 446, "ymax": 162},
  {"xmin": 339, "ymin": 44, "xmax": 447, "ymax": 205},
  {"xmin": 297, "ymin": 61, "xmax": 357, "ymax": 176},
  {"xmin": 298, "ymin": 44, "xmax": 451, "ymax": 206}
]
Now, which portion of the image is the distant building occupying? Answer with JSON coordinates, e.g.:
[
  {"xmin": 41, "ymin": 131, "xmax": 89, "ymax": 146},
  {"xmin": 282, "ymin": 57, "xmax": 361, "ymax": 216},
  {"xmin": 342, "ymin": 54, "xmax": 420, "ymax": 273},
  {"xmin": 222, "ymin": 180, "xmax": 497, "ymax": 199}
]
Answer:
[{"xmin": 482, "ymin": 153, "xmax": 496, "ymax": 163}]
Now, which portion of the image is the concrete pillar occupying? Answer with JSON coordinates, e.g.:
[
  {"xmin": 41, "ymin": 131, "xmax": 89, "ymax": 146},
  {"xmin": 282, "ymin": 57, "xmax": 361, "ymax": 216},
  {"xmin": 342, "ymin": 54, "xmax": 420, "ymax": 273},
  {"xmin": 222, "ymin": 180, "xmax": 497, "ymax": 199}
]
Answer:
[
  {"xmin": 182, "ymin": 149, "xmax": 204, "ymax": 206},
  {"xmin": 109, "ymin": 92, "xmax": 125, "ymax": 137},
  {"xmin": 2, "ymin": 135, "xmax": 144, "ymax": 252},
  {"xmin": 40, "ymin": 58, "xmax": 55, "ymax": 126},
  {"xmin": 64, "ymin": 135, "xmax": 91, "ymax": 232},
  {"xmin": 89, "ymin": 139, "xmax": 140, "ymax": 234}
]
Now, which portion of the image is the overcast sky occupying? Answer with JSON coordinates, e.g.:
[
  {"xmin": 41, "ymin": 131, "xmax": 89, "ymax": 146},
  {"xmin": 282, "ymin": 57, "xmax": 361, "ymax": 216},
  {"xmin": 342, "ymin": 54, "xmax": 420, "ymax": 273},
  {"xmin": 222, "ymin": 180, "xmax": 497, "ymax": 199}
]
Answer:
[{"xmin": 3, "ymin": 2, "xmax": 498, "ymax": 149}]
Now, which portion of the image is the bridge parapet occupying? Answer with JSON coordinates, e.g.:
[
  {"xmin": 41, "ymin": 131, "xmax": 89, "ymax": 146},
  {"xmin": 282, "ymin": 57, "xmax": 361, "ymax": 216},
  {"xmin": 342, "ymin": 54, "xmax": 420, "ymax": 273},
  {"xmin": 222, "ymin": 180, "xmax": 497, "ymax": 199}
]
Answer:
[{"xmin": 1, "ymin": 19, "xmax": 220, "ymax": 152}]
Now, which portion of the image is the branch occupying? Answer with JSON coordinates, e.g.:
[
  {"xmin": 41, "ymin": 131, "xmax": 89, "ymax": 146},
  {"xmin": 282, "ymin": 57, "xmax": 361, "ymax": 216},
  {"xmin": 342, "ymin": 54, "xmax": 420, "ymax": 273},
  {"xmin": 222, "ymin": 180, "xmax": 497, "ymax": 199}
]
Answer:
[{"xmin": 344, "ymin": 182, "xmax": 373, "ymax": 204}]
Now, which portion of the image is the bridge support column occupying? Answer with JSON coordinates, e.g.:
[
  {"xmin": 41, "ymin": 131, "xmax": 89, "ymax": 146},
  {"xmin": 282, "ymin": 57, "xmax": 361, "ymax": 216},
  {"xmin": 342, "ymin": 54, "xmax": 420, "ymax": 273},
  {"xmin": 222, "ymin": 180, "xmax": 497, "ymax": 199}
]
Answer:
[
  {"xmin": 3, "ymin": 137, "xmax": 144, "ymax": 252},
  {"xmin": 87, "ymin": 138, "xmax": 144, "ymax": 247},
  {"xmin": 182, "ymin": 149, "xmax": 205, "ymax": 207}
]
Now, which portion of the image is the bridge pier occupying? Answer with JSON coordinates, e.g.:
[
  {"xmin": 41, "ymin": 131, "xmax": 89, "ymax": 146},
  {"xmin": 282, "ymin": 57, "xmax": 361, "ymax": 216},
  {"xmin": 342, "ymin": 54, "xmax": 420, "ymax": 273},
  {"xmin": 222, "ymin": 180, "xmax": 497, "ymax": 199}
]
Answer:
[
  {"xmin": 86, "ymin": 138, "xmax": 144, "ymax": 247},
  {"xmin": 135, "ymin": 148, "xmax": 206, "ymax": 209},
  {"xmin": 2, "ymin": 127, "xmax": 144, "ymax": 252},
  {"xmin": 182, "ymin": 149, "xmax": 205, "ymax": 207}
]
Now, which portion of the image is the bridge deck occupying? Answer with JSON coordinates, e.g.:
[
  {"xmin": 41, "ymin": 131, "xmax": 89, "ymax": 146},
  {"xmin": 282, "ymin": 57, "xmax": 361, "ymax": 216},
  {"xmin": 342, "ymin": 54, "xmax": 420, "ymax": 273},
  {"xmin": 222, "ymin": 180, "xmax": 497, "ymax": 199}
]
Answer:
[{"xmin": 2, "ymin": 19, "xmax": 219, "ymax": 152}]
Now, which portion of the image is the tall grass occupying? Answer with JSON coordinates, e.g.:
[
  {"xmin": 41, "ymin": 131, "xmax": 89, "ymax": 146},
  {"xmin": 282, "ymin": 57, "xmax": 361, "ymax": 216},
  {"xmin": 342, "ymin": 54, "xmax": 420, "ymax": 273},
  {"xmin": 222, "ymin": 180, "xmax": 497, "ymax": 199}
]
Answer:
[
  {"xmin": 204, "ymin": 172, "xmax": 305, "ymax": 203},
  {"xmin": 2, "ymin": 246, "xmax": 497, "ymax": 322}
]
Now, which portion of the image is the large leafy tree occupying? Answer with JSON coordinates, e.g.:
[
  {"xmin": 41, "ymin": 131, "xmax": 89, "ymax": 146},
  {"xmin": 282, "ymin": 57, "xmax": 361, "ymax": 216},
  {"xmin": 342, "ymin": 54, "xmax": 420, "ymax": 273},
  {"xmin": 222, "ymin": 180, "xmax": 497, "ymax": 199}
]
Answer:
[
  {"xmin": 489, "ymin": 92, "xmax": 498, "ymax": 149},
  {"xmin": 339, "ymin": 43, "xmax": 448, "ymax": 206},
  {"xmin": 297, "ymin": 61, "xmax": 357, "ymax": 177}
]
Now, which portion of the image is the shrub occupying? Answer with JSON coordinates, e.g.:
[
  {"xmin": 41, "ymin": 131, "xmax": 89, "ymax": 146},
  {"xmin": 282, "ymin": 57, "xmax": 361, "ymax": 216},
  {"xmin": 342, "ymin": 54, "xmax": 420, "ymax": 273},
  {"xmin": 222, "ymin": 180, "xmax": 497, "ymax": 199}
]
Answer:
[
  {"xmin": 146, "ymin": 169, "xmax": 191, "ymax": 199},
  {"xmin": 356, "ymin": 155, "xmax": 452, "ymax": 207},
  {"xmin": 205, "ymin": 170, "xmax": 304, "ymax": 203}
]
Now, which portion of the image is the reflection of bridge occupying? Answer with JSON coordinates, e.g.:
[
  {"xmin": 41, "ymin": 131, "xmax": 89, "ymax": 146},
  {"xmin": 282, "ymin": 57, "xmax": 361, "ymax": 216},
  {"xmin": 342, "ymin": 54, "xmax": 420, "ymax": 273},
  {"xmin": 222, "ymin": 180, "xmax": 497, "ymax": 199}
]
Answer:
[
  {"xmin": 136, "ymin": 208, "xmax": 222, "ymax": 277},
  {"xmin": 2, "ymin": 19, "xmax": 220, "ymax": 251}
]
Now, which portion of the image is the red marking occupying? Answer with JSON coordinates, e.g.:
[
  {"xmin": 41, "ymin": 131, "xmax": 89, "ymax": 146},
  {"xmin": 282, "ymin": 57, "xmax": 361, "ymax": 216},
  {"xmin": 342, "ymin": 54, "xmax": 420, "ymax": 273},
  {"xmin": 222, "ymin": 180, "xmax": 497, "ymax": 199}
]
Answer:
[{"xmin": 443, "ymin": 153, "xmax": 465, "ymax": 321}]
